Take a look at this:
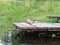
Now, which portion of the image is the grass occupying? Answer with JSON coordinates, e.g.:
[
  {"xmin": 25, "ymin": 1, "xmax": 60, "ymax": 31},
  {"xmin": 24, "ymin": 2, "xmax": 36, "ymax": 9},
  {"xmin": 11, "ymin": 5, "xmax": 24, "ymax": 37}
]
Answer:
[{"xmin": 0, "ymin": 0, "xmax": 60, "ymax": 33}]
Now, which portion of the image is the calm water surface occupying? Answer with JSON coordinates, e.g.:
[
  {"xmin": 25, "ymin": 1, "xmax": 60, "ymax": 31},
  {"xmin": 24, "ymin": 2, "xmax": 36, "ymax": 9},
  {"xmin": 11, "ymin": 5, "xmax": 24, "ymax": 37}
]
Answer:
[{"xmin": 0, "ymin": 31, "xmax": 60, "ymax": 45}]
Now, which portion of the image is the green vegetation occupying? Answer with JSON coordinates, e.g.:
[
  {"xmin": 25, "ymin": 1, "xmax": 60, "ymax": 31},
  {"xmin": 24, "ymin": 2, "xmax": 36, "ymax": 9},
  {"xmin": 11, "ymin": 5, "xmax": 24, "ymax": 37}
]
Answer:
[{"xmin": 0, "ymin": 0, "xmax": 60, "ymax": 33}]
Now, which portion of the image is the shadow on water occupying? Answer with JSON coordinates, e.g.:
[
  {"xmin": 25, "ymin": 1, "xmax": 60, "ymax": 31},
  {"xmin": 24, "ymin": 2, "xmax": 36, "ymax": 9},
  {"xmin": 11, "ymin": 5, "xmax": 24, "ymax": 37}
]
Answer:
[{"xmin": 0, "ymin": 31, "xmax": 60, "ymax": 45}]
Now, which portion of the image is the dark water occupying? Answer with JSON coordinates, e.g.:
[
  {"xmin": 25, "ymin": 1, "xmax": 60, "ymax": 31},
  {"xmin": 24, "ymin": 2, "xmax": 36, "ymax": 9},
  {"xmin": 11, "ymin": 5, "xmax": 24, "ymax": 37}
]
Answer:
[{"xmin": 0, "ymin": 31, "xmax": 60, "ymax": 45}]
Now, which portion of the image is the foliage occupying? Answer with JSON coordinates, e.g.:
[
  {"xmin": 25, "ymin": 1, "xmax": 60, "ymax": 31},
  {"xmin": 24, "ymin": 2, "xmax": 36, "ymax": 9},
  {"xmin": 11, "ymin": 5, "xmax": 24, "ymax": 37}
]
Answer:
[{"xmin": 0, "ymin": 0, "xmax": 60, "ymax": 33}]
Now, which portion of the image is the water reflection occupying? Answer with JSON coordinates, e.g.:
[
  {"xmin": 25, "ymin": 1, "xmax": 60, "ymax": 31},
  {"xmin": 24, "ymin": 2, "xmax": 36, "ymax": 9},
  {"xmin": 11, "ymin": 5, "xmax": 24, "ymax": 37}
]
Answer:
[
  {"xmin": 0, "ymin": 31, "xmax": 60, "ymax": 45},
  {"xmin": 0, "ymin": 36, "xmax": 5, "ymax": 45}
]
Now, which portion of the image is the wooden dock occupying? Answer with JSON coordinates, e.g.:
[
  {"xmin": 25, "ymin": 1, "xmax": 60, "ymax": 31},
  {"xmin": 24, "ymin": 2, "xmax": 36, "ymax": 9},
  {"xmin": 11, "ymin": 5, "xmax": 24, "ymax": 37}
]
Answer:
[
  {"xmin": 13, "ymin": 22, "xmax": 60, "ymax": 31},
  {"xmin": 48, "ymin": 16, "xmax": 60, "ymax": 23},
  {"xmin": 13, "ymin": 22, "xmax": 60, "ymax": 41}
]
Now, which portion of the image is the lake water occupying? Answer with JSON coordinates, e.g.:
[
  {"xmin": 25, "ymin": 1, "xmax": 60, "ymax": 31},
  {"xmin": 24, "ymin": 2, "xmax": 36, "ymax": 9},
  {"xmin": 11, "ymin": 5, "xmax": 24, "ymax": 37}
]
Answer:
[{"xmin": 0, "ymin": 31, "xmax": 60, "ymax": 45}]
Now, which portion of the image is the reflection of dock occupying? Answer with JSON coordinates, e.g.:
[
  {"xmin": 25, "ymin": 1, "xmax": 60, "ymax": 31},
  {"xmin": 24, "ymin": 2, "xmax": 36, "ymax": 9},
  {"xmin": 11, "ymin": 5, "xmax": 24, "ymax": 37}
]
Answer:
[{"xmin": 14, "ymin": 35, "xmax": 60, "ymax": 45}]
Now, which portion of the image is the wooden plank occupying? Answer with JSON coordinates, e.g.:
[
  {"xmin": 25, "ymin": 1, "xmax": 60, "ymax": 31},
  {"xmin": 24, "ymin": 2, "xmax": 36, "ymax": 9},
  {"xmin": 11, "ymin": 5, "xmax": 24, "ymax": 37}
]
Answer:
[
  {"xmin": 48, "ymin": 16, "xmax": 60, "ymax": 18},
  {"xmin": 13, "ymin": 22, "xmax": 60, "ymax": 31}
]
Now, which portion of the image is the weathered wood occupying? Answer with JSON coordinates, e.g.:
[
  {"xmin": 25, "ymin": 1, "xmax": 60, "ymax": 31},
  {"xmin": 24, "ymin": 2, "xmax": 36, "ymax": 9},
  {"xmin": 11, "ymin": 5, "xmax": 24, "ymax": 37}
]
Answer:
[
  {"xmin": 48, "ymin": 16, "xmax": 60, "ymax": 23},
  {"xmin": 13, "ymin": 22, "xmax": 60, "ymax": 31},
  {"xmin": 48, "ymin": 16, "xmax": 60, "ymax": 18}
]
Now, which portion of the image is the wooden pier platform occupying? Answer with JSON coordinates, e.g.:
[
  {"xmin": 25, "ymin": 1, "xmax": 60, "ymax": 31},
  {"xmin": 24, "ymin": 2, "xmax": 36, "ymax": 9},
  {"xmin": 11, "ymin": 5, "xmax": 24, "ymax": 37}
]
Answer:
[{"xmin": 13, "ymin": 22, "xmax": 60, "ymax": 31}]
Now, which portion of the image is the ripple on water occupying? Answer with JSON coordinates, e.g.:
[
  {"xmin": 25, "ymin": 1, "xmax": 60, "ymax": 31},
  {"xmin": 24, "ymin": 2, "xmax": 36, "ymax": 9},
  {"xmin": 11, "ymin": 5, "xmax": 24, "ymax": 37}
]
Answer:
[
  {"xmin": 0, "ymin": 43, "xmax": 5, "ymax": 45},
  {"xmin": 0, "ymin": 39, "xmax": 5, "ymax": 45}
]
